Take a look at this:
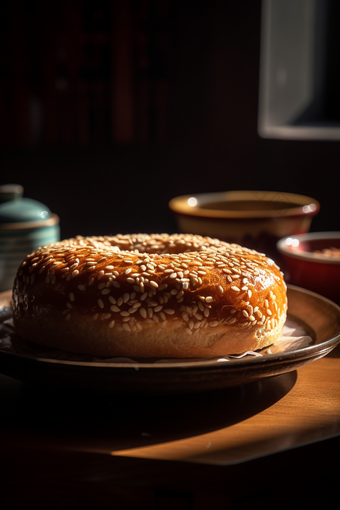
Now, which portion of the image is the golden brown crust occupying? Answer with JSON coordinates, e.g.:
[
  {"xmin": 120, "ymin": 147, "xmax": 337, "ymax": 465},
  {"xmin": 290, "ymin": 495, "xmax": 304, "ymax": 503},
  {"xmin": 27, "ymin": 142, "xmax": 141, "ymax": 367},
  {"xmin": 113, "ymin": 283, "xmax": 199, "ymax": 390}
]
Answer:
[{"xmin": 12, "ymin": 233, "xmax": 287, "ymax": 358}]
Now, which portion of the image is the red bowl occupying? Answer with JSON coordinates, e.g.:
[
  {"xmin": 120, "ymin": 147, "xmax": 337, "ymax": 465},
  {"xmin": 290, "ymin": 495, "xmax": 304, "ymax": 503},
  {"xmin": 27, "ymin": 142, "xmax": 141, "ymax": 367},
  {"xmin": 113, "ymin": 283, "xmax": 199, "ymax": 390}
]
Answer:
[{"xmin": 277, "ymin": 232, "xmax": 340, "ymax": 304}]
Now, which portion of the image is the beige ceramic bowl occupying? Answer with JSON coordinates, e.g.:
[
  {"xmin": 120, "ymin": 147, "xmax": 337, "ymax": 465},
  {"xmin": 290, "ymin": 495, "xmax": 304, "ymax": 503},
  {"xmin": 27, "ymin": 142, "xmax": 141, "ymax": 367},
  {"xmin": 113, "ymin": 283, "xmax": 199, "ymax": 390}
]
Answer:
[{"xmin": 169, "ymin": 190, "xmax": 320, "ymax": 262}]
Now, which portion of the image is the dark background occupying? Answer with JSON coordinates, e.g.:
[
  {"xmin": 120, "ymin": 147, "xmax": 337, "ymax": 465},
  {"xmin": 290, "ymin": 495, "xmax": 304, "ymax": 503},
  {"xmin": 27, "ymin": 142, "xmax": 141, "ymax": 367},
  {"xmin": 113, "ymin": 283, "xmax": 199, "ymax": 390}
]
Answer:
[{"xmin": 0, "ymin": 0, "xmax": 339, "ymax": 240}]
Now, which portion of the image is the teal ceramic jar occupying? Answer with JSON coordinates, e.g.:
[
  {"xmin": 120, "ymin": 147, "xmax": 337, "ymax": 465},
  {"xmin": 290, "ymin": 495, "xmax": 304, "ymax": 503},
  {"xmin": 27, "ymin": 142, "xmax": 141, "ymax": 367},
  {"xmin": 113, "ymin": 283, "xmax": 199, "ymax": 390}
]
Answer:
[{"xmin": 0, "ymin": 184, "xmax": 60, "ymax": 292}]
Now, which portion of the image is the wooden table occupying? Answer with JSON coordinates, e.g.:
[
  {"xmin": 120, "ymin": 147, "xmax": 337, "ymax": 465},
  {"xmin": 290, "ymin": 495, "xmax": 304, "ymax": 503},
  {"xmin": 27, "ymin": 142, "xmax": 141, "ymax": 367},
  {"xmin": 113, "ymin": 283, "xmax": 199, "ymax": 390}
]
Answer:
[{"xmin": 1, "ymin": 339, "xmax": 340, "ymax": 509}]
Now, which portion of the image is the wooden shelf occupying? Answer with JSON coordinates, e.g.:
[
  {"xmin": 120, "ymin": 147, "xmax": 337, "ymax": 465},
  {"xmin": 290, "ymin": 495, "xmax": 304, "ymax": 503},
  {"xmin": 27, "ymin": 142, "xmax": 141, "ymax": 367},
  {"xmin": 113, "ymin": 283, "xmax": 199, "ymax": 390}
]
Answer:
[{"xmin": 0, "ymin": 0, "xmax": 171, "ymax": 148}]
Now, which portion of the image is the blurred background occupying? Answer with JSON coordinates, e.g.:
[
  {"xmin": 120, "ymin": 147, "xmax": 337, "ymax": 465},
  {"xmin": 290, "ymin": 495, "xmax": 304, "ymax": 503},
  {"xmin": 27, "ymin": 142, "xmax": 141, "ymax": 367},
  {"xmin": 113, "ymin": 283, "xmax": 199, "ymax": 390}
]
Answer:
[{"xmin": 0, "ymin": 0, "xmax": 339, "ymax": 240}]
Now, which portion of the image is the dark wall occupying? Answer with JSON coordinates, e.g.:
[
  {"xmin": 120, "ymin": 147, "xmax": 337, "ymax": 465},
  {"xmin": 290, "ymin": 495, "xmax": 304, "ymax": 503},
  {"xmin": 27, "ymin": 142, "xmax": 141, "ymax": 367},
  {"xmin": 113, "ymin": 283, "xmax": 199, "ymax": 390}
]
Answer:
[{"xmin": 1, "ymin": 0, "xmax": 339, "ymax": 240}]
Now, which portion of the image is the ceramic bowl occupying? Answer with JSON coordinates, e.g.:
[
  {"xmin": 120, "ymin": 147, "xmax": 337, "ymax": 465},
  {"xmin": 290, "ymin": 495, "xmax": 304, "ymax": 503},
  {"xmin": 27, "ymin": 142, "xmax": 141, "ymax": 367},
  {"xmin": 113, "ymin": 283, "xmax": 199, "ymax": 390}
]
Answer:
[
  {"xmin": 0, "ymin": 184, "xmax": 60, "ymax": 292},
  {"xmin": 277, "ymin": 232, "xmax": 340, "ymax": 304},
  {"xmin": 169, "ymin": 190, "xmax": 320, "ymax": 262}
]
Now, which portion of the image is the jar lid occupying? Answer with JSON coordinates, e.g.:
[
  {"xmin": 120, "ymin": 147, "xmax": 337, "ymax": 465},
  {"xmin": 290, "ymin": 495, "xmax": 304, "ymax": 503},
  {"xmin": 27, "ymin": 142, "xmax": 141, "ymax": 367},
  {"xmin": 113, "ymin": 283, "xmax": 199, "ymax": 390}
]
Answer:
[{"xmin": 0, "ymin": 184, "xmax": 52, "ymax": 224}]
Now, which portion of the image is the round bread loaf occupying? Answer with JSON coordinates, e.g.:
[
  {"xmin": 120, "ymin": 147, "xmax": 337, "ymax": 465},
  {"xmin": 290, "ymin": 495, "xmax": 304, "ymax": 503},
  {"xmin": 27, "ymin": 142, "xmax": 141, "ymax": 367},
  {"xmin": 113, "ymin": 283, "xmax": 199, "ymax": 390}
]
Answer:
[{"xmin": 12, "ymin": 233, "xmax": 287, "ymax": 358}]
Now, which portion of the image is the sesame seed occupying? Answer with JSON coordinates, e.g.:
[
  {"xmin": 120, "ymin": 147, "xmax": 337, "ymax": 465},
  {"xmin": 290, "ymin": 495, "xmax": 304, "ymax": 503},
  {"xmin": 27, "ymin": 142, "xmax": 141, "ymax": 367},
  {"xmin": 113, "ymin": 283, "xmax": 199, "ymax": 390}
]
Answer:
[
  {"xmin": 182, "ymin": 311, "xmax": 189, "ymax": 321},
  {"xmin": 78, "ymin": 285, "xmax": 86, "ymax": 291},
  {"xmin": 231, "ymin": 286, "xmax": 240, "ymax": 292},
  {"xmin": 246, "ymin": 304, "xmax": 253, "ymax": 314},
  {"xmin": 98, "ymin": 299, "xmax": 104, "ymax": 309},
  {"xmin": 197, "ymin": 301, "xmax": 204, "ymax": 312}
]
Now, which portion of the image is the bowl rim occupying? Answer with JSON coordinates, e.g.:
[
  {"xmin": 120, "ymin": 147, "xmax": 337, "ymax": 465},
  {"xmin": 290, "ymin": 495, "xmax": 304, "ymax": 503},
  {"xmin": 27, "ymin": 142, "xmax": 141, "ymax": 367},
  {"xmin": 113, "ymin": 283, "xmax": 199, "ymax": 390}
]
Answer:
[
  {"xmin": 168, "ymin": 190, "xmax": 320, "ymax": 219},
  {"xmin": 277, "ymin": 232, "xmax": 340, "ymax": 264}
]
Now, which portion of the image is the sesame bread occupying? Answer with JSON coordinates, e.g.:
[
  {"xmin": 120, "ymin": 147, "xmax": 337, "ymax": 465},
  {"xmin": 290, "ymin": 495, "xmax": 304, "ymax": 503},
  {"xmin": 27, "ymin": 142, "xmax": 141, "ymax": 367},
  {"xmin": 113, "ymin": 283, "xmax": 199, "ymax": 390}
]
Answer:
[{"xmin": 12, "ymin": 233, "xmax": 287, "ymax": 358}]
